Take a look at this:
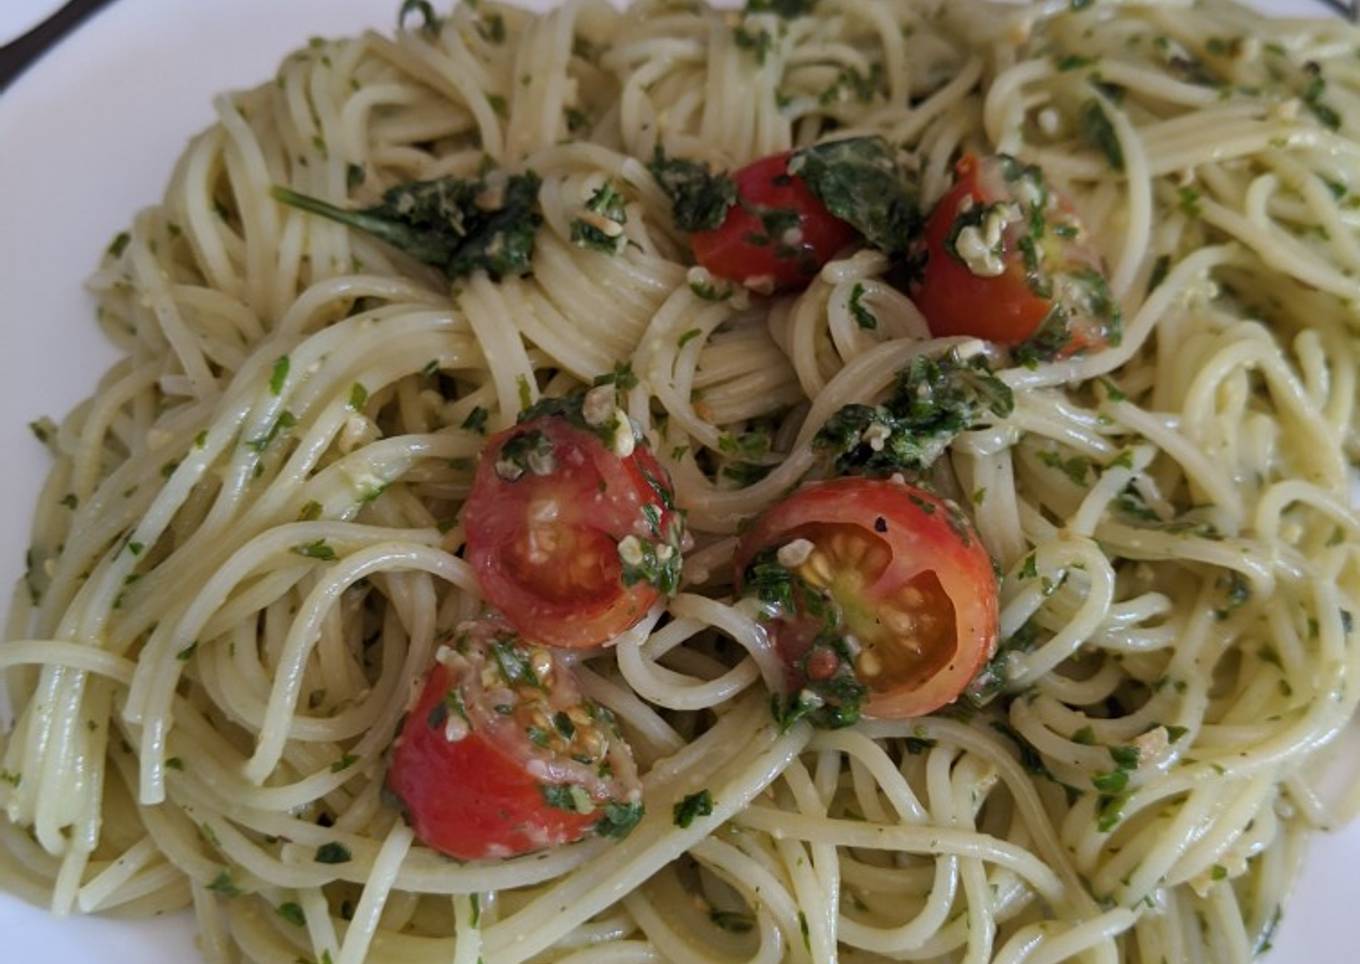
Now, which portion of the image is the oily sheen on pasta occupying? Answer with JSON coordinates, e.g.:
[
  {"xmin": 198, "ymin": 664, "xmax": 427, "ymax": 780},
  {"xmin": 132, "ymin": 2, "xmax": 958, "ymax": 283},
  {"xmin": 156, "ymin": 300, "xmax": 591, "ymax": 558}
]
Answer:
[{"xmin": 4, "ymin": 0, "xmax": 1360, "ymax": 961}]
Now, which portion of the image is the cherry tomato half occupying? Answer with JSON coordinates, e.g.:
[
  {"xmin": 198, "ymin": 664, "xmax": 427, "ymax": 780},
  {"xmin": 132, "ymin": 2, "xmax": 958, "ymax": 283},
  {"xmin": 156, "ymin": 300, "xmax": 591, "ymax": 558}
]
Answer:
[
  {"xmin": 911, "ymin": 154, "xmax": 1119, "ymax": 363},
  {"xmin": 691, "ymin": 152, "xmax": 858, "ymax": 293},
  {"xmin": 464, "ymin": 398, "xmax": 684, "ymax": 650},
  {"xmin": 736, "ymin": 477, "xmax": 998, "ymax": 721},
  {"xmin": 387, "ymin": 619, "xmax": 644, "ymax": 861}
]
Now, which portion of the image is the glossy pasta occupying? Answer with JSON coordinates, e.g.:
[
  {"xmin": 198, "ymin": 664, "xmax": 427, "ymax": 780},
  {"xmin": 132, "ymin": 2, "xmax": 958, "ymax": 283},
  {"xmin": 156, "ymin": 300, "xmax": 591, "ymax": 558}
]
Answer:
[{"xmin": 4, "ymin": 0, "xmax": 1360, "ymax": 961}]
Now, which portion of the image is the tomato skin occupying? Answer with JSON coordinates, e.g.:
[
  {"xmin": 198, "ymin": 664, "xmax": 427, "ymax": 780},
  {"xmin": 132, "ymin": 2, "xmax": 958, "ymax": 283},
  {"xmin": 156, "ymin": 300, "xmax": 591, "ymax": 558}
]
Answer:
[
  {"xmin": 911, "ymin": 154, "xmax": 1116, "ymax": 360},
  {"xmin": 389, "ymin": 664, "xmax": 599, "ymax": 860},
  {"xmin": 387, "ymin": 622, "xmax": 643, "ymax": 861},
  {"xmin": 691, "ymin": 152, "xmax": 858, "ymax": 292},
  {"xmin": 736, "ymin": 478, "xmax": 998, "ymax": 720},
  {"xmin": 465, "ymin": 414, "xmax": 682, "ymax": 650}
]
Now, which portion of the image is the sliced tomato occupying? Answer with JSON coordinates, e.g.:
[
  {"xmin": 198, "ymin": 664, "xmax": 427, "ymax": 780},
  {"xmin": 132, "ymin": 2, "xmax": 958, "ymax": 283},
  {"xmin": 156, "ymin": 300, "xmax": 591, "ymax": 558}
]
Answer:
[
  {"xmin": 690, "ymin": 152, "xmax": 858, "ymax": 293},
  {"xmin": 735, "ymin": 477, "xmax": 998, "ymax": 722},
  {"xmin": 911, "ymin": 153, "xmax": 1119, "ymax": 364},
  {"xmin": 464, "ymin": 395, "xmax": 684, "ymax": 650},
  {"xmin": 387, "ymin": 618, "xmax": 644, "ymax": 861}
]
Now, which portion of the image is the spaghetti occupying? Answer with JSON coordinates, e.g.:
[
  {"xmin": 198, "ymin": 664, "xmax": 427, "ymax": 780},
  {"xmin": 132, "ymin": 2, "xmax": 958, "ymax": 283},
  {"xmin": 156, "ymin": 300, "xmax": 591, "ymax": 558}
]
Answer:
[{"xmin": 4, "ymin": 0, "xmax": 1360, "ymax": 961}]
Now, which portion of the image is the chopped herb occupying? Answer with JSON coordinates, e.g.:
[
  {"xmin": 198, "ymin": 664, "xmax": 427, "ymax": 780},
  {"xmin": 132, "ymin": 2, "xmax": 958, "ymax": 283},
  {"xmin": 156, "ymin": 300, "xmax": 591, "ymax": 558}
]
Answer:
[
  {"xmin": 490, "ymin": 637, "xmax": 542, "ymax": 689},
  {"xmin": 298, "ymin": 501, "xmax": 323, "ymax": 521},
  {"xmin": 477, "ymin": 12, "xmax": 506, "ymax": 44},
  {"xmin": 272, "ymin": 170, "xmax": 543, "ymax": 281},
  {"xmin": 314, "ymin": 842, "xmax": 352, "ymax": 864},
  {"xmin": 1038, "ymin": 449, "xmax": 1091, "ymax": 486},
  {"xmin": 787, "ymin": 136, "xmax": 918, "ymax": 256},
  {"xmin": 330, "ymin": 754, "xmax": 358, "ymax": 773},
  {"xmin": 733, "ymin": 26, "xmax": 774, "ymax": 65},
  {"xmin": 207, "ymin": 870, "xmax": 241, "ymax": 898},
  {"xmin": 673, "ymin": 789, "xmax": 714, "ymax": 828},
  {"xmin": 461, "ymin": 406, "xmax": 489, "ymax": 434},
  {"xmin": 269, "ymin": 356, "xmax": 290, "ymax": 396},
  {"xmin": 348, "ymin": 383, "xmax": 368, "ymax": 411},
  {"xmin": 1073, "ymin": 726, "xmax": 1096, "ymax": 745},
  {"xmin": 1097, "ymin": 790, "xmax": 1131, "ymax": 832},
  {"xmin": 571, "ymin": 180, "xmax": 628, "ymax": 253},
  {"xmin": 1079, "ymin": 99, "xmax": 1124, "ymax": 170},
  {"xmin": 60, "ymin": 493, "xmax": 78, "ymax": 509},
  {"xmin": 648, "ymin": 148, "xmax": 737, "ymax": 232},
  {"xmin": 1178, "ymin": 186, "xmax": 1202, "ymax": 218},
  {"xmin": 617, "ymin": 534, "xmax": 682, "ymax": 595},
  {"xmin": 165, "ymin": 757, "xmax": 184, "ymax": 770},
  {"xmin": 848, "ymin": 283, "xmax": 877, "ymax": 330},
  {"xmin": 176, "ymin": 642, "xmax": 198, "ymax": 661},
  {"xmin": 595, "ymin": 800, "xmax": 645, "ymax": 838},
  {"xmin": 278, "ymin": 902, "xmax": 306, "ymax": 926},
  {"xmin": 107, "ymin": 232, "xmax": 131, "ymax": 257},
  {"xmin": 1056, "ymin": 54, "xmax": 1096, "ymax": 71},
  {"xmin": 1147, "ymin": 255, "xmax": 1171, "ymax": 293},
  {"xmin": 1303, "ymin": 71, "xmax": 1341, "ymax": 130},
  {"xmin": 744, "ymin": 0, "xmax": 815, "ymax": 14},
  {"xmin": 677, "ymin": 328, "xmax": 703, "ymax": 348},
  {"xmin": 292, "ymin": 539, "xmax": 337, "ymax": 561},
  {"xmin": 710, "ymin": 910, "xmax": 755, "ymax": 933},
  {"xmin": 1093, "ymin": 769, "xmax": 1130, "ymax": 793},
  {"xmin": 565, "ymin": 107, "xmax": 590, "ymax": 133},
  {"xmin": 814, "ymin": 348, "xmax": 1013, "ymax": 475},
  {"xmin": 592, "ymin": 360, "xmax": 638, "ymax": 391}
]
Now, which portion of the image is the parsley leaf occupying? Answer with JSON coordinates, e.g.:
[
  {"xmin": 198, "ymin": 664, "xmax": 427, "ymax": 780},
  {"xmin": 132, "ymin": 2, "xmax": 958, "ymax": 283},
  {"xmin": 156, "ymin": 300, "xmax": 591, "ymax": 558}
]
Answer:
[{"xmin": 272, "ymin": 170, "xmax": 543, "ymax": 280}]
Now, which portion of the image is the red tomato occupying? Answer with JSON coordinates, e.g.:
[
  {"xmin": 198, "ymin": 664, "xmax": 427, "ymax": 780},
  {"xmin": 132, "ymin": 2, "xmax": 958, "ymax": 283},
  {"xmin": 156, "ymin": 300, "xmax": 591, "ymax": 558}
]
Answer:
[
  {"xmin": 911, "ymin": 154, "xmax": 1119, "ymax": 363},
  {"xmin": 735, "ymin": 478, "xmax": 998, "ymax": 721},
  {"xmin": 387, "ymin": 619, "xmax": 643, "ymax": 861},
  {"xmin": 691, "ymin": 152, "xmax": 858, "ymax": 292},
  {"xmin": 465, "ymin": 402, "xmax": 684, "ymax": 650}
]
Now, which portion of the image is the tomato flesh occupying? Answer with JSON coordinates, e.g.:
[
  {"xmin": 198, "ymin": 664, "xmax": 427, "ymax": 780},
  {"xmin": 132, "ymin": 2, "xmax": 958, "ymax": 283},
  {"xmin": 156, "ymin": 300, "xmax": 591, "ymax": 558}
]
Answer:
[
  {"xmin": 465, "ymin": 409, "xmax": 683, "ymax": 649},
  {"xmin": 911, "ymin": 154, "xmax": 1119, "ymax": 362},
  {"xmin": 387, "ymin": 619, "xmax": 642, "ymax": 861},
  {"xmin": 736, "ymin": 478, "xmax": 998, "ymax": 720},
  {"xmin": 691, "ymin": 152, "xmax": 858, "ymax": 292}
]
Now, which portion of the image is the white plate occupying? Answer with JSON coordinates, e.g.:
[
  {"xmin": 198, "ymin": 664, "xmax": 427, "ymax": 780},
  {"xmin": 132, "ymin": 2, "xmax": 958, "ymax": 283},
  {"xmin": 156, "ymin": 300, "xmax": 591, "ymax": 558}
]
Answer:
[{"xmin": 0, "ymin": 0, "xmax": 1351, "ymax": 961}]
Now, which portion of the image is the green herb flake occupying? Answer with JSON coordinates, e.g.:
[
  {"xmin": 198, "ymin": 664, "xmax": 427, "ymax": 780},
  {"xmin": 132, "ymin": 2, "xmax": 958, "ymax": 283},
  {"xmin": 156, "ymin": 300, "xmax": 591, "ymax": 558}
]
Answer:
[
  {"xmin": 292, "ymin": 539, "xmax": 337, "ymax": 561},
  {"xmin": 570, "ymin": 180, "xmax": 628, "ymax": 253},
  {"xmin": 814, "ymin": 349, "xmax": 1012, "ymax": 476},
  {"xmin": 648, "ymin": 148, "xmax": 737, "ymax": 232},
  {"xmin": 672, "ymin": 789, "xmax": 714, "ymax": 828},
  {"xmin": 596, "ymin": 800, "xmax": 645, "ymax": 839},
  {"xmin": 314, "ymin": 842, "xmax": 352, "ymax": 864},
  {"xmin": 272, "ymin": 168, "xmax": 543, "ymax": 281},
  {"xmin": 849, "ymin": 283, "xmax": 877, "ymax": 330},
  {"xmin": 710, "ymin": 910, "xmax": 755, "ymax": 933},
  {"xmin": 1079, "ymin": 99, "xmax": 1124, "ymax": 170},
  {"xmin": 461, "ymin": 406, "xmax": 489, "ymax": 434},
  {"xmin": 787, "ymin": 136, "xmax": 918, "ymax": 256},
  {"xmin": 207, "ymin": 870, "xmax": 241, "ymax": 898},
  {"xmin": 278, "ymin": 901, "xmax": 306, "ymax": 926}
]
